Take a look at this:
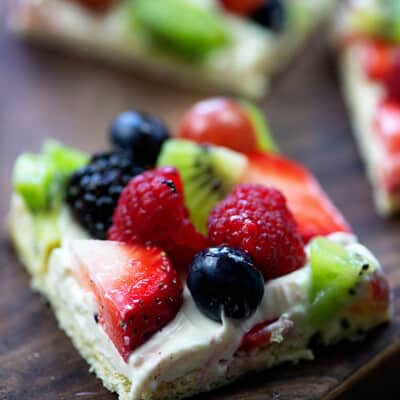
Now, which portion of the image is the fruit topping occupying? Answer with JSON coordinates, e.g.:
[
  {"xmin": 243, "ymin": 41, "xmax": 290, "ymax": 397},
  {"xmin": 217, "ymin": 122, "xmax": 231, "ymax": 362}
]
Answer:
[
  {"xmin": 375, "ymin": 99, "xmax": 400, "ymax": 155},
  {"xmin": 13, "ymin": 154, "xmax": 56, "ymax": 213},
  {"xmin": 157, "ymin": 139, "xmax": 248, "ymax": 234},
  {"xmin": 370, "ymin": 269, "xmax": 391, "ymax": 308},
  {"xmin": 384, "ymin": 0, "xmax": 400, "ymax": 42},
  {"xmin": 362, "ymin": 39, "xmax": 394, "ymax": 81},
  {"xmin": 13, "ymin": 141, "xmax": 88, "ymax": 213},
  {"xmin": 43, "ymin": 140, "xmax": 89, "ymax": 177},
  {"xmin": 177, "ymin": 98, "xmax": 277, "ymax": 154},
  {"xmin": 110, "ymin": 111, "xmax": 170, "ymax": 167},
  {"xmin": 250, "ymin": 0, "xmax": 286, "ymax": 33},
  {"xmin": 242, "ymin": 100, "xmax": 278, "ymax": 152},
  {"xmin": 70, "ymin": 0, "xmax": 115, "ymax": 13},
  {"xmin": 131, "ymin": 0, "xmax": 229, "ymax": 59},
  {"xmin": 352, "ymin": 0, "xmax": 400, "ymax": 43},
  {"xmin": 187, "ymin": 246, "xmax": 264, "ymax": 322},
  {"xmin": 308, "ymin": 237, "xmax": 376, "ymax": 328},
  {"xmin": 208, "ymin": 184, "xmax": 306, "ymax": 280},
  {"xmin": 108, "ymin": 167, "xmax": 206, "ymax": 270},
  {"xmin": 237, "ymin": 318, "xmax": 277, "ymax": 353},
  {"xmin": 220, "ymin": 0, "xmax": 263, "ymax": 16},
  {"xmin": 242, "ymin": 152, "xmax": 351, "ymax": 243},
  {"xmin": 66, "ymin": 152, "xmax": 143, "ymax": 239},
  {"xmin": 70, "ymin": 240, "xmax": 182, "ymax": 361},
  {"xmin": 383, "ymin": 47, "xmax": 400, "ymax": 101}
]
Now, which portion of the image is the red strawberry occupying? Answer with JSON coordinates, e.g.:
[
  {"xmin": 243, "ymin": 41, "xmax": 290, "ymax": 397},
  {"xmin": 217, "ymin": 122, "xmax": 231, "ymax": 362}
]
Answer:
[
  {"xmin": 362, "ymin": 39, "xmax": 394, "ymax": 81},
  {"xmin": 370, "ymin": 270, "xmax": 391, "ymax": 307},
  {"xmin": 375, "ymin": 99, "xmax": 400, "ymax": 156},
  {"xmin": 220, "ymin": 0, "xmax": 264, "ymax": 15},
  {"xmin": 384, "ymin": 48, "xmax": 400, "ymax": 102},
  {"xmin": 71, "ymin": 0, "xmax": 115, "ymax": 12},
  {"xmin": 241, "ymin": 152, "xmax": 351, "ymax": 243},
  {"xmin": 237, "ymin": 319, "xmax": 277, "ymax": 354},
  {"xmin": 71, "ymin": 240, "xmax": 182, "ymax": 361},
  {"xmin": 109, "ymin": 167, "xmax": 206, "ymax": 270}
]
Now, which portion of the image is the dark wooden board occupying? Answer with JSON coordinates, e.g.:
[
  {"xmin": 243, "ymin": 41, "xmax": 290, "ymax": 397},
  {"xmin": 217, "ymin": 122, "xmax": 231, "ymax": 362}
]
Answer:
[{"xmin": 1, "ymin": 22, "xmax": 400, "ymax": 400}]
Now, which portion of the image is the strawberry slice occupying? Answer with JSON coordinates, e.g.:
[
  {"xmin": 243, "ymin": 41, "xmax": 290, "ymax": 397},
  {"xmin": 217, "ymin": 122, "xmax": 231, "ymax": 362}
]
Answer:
[
  {"xmin": 375, "ymin": 99, "xmax": 400, "ymax": 156},
  {"xmin": 241, "ymin": 152, "xmax": 351, "ymax": 243},
  {"xmin": 70, "ymin": 240, "xmax": 183, "ymax": 361},
  {"xmin": 237, "ymin": 319, "xmax": 277, "ymax": 354},
  {"xmin": 361, "ymin": 39, "xmax": 394, "ymax": 81},
  {"xmin": 220, "ymin": 0, "xmax": 264, "ymax": 15},
  {"xmin": 370, "ymin": 269, "xmax": 391, "ymax": 307},
  {"xmin": 70, "ymin": 0, "xmax": 115, "ymax": 12}
]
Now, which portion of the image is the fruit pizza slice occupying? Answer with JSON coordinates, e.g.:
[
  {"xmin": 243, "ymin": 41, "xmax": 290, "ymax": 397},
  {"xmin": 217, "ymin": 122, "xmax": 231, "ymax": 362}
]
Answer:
[
  {"xmin": 8, "ymin": 98, "xmax": 391, "ymax": 400},
  {"xmin": 335, "ymin": 0, "xmax": 400, "ymax": 215},
  {"xmin": 9, "ymin": 0, "xmax": 337, "ymax": 98}
]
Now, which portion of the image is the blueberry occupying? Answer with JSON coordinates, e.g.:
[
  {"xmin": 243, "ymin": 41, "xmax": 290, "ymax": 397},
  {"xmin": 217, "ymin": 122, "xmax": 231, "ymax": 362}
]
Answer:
[
  {"xmin": 251, "ymin": 0, "xmax": 286, "ymax": 33},
  {"xmin": 110, "ymin": 111, "xmax": 170, "ymax": 167},
  {"xmin": 187, "ymin": 246, "xmax": 264, "ymax": 322}
]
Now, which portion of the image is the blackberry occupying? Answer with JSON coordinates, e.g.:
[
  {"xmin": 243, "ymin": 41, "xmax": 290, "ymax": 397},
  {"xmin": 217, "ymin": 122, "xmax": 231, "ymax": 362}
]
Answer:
[{"xmin": 66, "ymin": 152, "xmax": 143, "ymax": 239}]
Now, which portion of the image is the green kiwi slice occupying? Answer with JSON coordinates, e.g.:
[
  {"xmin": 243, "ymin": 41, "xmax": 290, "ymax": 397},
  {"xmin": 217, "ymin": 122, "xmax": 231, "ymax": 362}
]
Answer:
[{"xmin": 157, "ymin": 139, "xmax": 247, "ymax": 234}]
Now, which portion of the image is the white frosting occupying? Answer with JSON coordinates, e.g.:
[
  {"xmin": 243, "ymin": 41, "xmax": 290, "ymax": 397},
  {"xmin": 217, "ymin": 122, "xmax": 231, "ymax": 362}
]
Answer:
[
  {"xmin": 48, "ymin": 211, "xmax": 366, "ymax": 397},
  {"xmin": 339, "ymin": 34, "xmax": 400, "ymax": 213},
  {"xmin": 12, "ymin": 0, "xmax": 338, "ymax": 98}
]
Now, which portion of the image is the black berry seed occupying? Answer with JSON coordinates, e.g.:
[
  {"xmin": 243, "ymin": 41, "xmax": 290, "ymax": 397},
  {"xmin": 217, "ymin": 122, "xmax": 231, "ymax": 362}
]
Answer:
[{"xmin": 162, "ymin": 179, "xmax": 177, "ymax": 193}]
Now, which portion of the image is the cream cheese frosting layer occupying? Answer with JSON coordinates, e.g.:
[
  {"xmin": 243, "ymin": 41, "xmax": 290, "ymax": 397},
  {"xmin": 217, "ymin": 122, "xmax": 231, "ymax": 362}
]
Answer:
[
  {"xmin": 8, "ymin": 193, "xmax": 389, "ymax": 398},
  {"xmin": 339, "ymin": 42, "xmax": 399, "ymax": 214},
  {"xmin": 47, "ymin": 211, "xmax": 364, "ymax": 399}
]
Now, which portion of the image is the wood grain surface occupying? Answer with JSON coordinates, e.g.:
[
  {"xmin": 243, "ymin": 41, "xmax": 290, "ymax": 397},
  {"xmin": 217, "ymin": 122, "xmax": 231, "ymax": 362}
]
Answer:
[{"xmin": 0, "ymin": 22, "xmax": 400, "ymax": 400}]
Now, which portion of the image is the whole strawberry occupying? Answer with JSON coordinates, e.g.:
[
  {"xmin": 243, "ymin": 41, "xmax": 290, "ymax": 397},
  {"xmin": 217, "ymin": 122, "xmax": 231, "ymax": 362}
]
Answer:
[
  {"xmin": 109, "ymin": 167, "xmax": 206, "ymax": 270},
  {"xmin": 207, "ymin": 184, "xmax": 306, "ymax": 280}
]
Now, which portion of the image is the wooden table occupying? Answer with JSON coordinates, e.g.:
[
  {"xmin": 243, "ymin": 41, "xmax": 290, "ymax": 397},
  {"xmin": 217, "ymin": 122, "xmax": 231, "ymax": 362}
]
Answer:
[{"xmin": 0, "ymin": 22, "xmax": 399, "ymax": 400}]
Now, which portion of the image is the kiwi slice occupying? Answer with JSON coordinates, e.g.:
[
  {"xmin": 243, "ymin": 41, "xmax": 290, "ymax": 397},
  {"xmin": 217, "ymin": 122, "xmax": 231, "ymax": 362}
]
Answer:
[
  {"xmin": 130, "ymin": 0, "xmax": 230, "ymax": 59},
  {"xmin": 13, "ymin": 153, "xmax": 57, "ymax": 213},
  {"xmin": 382, "ymin": 0, "xmax": 400, "ymax": 42},
  {"xmin": 43, "ymin": 139, "xmax": 89, "ymax": 176},
  {"xmin": 353, "ymin": 0, "xmax": 400, "ymax": 42},
  {"xmin": 308, "ymin": 237, "xmax": 375, "ymax": 328},
  {"xmin": 13, "ymin": 141, "xmax": 88, "ymax": 213},
  {"xmin": 157, "ymin": 139, "xmax": 248, "ymax": 234},
  {"xmin": 240, "ymin": 100, "xmax": 278, "ymax": 153}
]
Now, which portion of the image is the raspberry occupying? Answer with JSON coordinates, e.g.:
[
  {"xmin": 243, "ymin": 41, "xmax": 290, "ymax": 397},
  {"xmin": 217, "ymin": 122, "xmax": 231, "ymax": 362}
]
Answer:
[
  {"xmin": 207, "ymin": 184, "xmax": 306, "ymax": 279},
  {"xmin": 108, "ymin": 167, "xmax": 206, "ymax": 269}
]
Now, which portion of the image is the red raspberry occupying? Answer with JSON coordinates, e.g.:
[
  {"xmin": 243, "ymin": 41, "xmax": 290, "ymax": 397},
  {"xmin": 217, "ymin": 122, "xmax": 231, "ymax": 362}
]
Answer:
[
  {"xmin": 108, "ymin": 167, "xmax": 206, "ymax": 270},
  {"xmin": 207, "ymin": 184, "xmax": 306, "ymax": 280}
]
